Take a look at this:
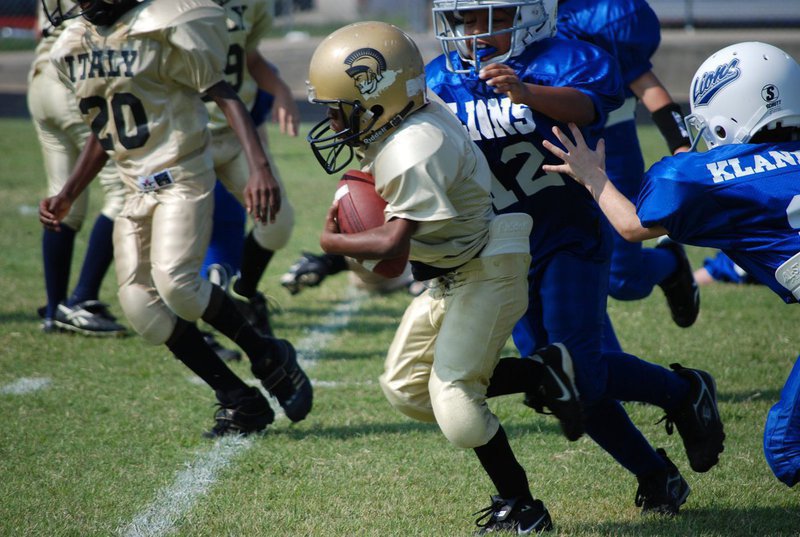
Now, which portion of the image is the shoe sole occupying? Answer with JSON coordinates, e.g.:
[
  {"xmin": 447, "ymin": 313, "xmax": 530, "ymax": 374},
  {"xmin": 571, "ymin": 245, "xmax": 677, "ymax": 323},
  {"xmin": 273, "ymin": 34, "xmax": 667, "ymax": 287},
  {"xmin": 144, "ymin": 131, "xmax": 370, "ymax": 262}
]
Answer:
[
  {"xmin": 53, "ymin": 320, "xmax": 127, "ymax": 337},
  {"xmin": 536, "ymin": 343, "xmax": 584, "ymax": 442},
  {"xmin": 657, "ymin": 239, "xmax": 700, "ymax": 328},
  {"xmin": 253, "ymin": 340, "xmax": 313, "ymax": 422},
  {"xmin": 687, "ymin": 370, "xmax": 725, "ymax": 472}
]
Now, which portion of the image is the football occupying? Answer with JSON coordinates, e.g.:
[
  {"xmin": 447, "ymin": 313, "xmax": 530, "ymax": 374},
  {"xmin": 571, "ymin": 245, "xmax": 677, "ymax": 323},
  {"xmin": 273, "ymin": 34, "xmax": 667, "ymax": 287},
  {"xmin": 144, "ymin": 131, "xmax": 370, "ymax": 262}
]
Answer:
[{"xmin": 334, "ymin": 170, "xmax": 409, "ymax": 279}]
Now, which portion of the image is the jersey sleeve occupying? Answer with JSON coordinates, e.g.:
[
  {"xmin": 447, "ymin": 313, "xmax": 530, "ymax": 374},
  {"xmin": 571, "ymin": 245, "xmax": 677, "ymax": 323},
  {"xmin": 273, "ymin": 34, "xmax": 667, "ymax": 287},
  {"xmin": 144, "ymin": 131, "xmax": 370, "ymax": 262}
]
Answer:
[
  {"xmin": 245, "ymin": 1, "xmax": 272, "ymax": 52},
  {"xmin": 605, "ymin": 3, "xmax": 660, "ymax": 86},
  {"xmin": 636, "ymin": 155, "xmax": 719, "ymax": 242},
  {"xmin": 163, "ymin": 13, "xmax": 229, "ymax": 93},
  {"xmin": 374, "ymin": 123, "xmax": 461, "ymax": 224},
  {"xmin": 524, "ymin": 41, "xmax": 624, "ymax": 131}
]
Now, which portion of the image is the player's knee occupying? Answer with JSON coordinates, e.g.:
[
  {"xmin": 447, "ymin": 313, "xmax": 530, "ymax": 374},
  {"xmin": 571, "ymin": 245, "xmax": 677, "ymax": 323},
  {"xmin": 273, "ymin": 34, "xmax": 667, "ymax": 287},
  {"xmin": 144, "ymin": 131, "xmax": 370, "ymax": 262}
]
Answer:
[
  {"xmin": 252, "ymin": 201, "xmax": 294, "ymax": 251},
  {"xmin": 60, "ymin": 205, "xmax": 88, "ymax": 231},
  {"xmin": 118, "ymin": 284, "xmax": 176, "ymax": 344},
  {"xmin": 435, "ymin": 406, "xmax": 496, "ymax": 448},
  {"xmin": 608, "ymin": 274, "xmax": 652, "ymax": 301},
  {"xmin": 379, "ymin": 376, "xmax": 436, "ymax": 423},
  {"xmin": 431, "ymin": 384, "xmax": 496, "ymax": 448},
  {"xmin": 151, "ymin": 267, "xmax": 210, "ymax": 322}
]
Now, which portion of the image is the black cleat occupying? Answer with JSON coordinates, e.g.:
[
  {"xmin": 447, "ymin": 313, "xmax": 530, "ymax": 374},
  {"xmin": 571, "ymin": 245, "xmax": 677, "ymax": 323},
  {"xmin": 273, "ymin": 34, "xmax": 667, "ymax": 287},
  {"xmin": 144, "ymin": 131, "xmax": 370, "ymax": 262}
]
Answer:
[
  {"xmin": 662, "ymin": 363, "xmax": 725, "ymax": 473},
  {"xmin": 656, "ymin": 238, "xmax": 700, "ymax": 328},
  {"xmin": 201, "ymin": 330, "xmax": 241, "ymax": 362},
  {"xmin": 53, "ymin": 300, "xmax": 127, "ymax": 337},
  {"xmin": 523, "ymin": 344, "xmax": 583, "ymax": 441},
  {"xmin": 279, "ymin": 252, "xmax": 346, "ymax": 295},
  {"xmin": 203, "ymin": 386, "xmax": 274, "ymax": 438},
  {"xmin": 635, "ymin": 448, "xmax": 691, "ymax": 516},
  {"xmin": 251, "ymin": 339, "xmax": 313, "ymax": 422},
  {"xmin": 474, "ymin": 495, "xmax": 553, "ymax": 535}
]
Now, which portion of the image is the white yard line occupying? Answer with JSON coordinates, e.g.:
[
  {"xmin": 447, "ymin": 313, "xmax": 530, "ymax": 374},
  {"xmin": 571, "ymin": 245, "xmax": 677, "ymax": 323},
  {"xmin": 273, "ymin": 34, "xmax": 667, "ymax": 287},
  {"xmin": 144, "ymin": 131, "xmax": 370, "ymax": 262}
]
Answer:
[
  {"xmin": 120, "ymin": 435, "xmax": 252, "ymax": 537},
  {"xmin": 118, "ymin": 285, "xmax": 368, "ymax": 537},
  {"xmin": 0, "ymin": 377, "xmax": 51, "ymax": 395}
]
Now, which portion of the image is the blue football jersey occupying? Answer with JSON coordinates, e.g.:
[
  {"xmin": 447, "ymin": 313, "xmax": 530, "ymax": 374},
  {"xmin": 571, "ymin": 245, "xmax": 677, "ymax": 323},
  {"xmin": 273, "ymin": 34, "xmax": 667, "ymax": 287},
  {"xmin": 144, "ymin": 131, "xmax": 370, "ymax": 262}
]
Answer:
[
  {"xmin": 558, "ymin": 0, "xmax": 662, "ymax": 200},
  {"xmin": 637, "ymin": 141, "xmax": 800, "ymax": 302},
  {"xmin": 426, "ymin": 38, "xmax": 624, "ymax": 264}
]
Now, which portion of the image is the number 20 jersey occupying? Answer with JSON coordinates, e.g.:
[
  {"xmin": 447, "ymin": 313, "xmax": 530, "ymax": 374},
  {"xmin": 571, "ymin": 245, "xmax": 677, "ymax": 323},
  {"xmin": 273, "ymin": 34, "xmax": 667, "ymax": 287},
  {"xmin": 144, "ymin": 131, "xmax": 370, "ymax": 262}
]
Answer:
[
  {"xmin": 638, "ymin": 141, "xmax": 800, "ymax": 302},
  {"xmin": 426, "ymin": 38, "xmax": 624, "ymax": 264},
  {"xmin": 49, "ymin": 0, "xmax": 229, "ymax": 186}
]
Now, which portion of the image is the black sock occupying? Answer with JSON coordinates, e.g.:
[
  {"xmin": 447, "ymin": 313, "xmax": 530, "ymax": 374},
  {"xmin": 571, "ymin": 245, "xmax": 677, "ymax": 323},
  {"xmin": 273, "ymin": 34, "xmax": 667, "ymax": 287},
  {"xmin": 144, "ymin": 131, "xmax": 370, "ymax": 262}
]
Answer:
[
  {"xmin": 67, "ymin": 214, "xmax": 114, "ymax": 306},
  {"xmin": 235, "ymin": 232, "xmax": 274, "ymax": 298},
  {"xmin": 486, "ymin": 358, "xmax": 542, "ymax": 398},
  {"xmin": 165, "ymin": 319, "xmax": 248, "ymax": 393},
  {"xmin": 201, "ymin": 285, "xmax": 277, "ymax": 361},
  {"xmin": 474, "ymin": 427, "xmax": 533, "ymax": 502},
  {"xmin": 42, "ymin": 225, "xmax": 76, "ymax": 318}
]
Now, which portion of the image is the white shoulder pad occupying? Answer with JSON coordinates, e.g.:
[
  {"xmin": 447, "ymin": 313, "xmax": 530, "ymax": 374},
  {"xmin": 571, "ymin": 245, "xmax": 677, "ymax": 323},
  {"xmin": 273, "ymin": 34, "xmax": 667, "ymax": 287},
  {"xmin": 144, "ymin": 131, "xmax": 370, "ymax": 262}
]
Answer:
[{"xmin": 128, "ymin": 0, "xmax": 224, "ymax": 34}]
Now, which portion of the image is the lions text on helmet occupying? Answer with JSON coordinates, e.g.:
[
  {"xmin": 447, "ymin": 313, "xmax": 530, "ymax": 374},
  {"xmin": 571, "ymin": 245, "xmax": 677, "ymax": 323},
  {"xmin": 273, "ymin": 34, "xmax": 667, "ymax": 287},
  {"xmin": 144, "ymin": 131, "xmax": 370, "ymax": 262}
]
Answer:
[
  {"xmin": 685, "ymin": 41, "xmax": 800, "ymax": 149},
  {"xmin": 306, "ymin": 21, "xmax": 428, "ymax": 174},
  {"xmin": 41, "ymin": 0, "xmax": 142, "ymax": 28},
  {"xmin": 432, "ymin": 0, "xmax": 557, "ymax": 74}
]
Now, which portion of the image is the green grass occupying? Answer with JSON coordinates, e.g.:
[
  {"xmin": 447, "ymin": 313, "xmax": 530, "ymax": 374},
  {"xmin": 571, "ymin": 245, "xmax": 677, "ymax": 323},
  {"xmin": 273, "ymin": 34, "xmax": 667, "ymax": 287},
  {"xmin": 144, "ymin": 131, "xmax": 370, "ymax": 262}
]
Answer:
[{"xmin": 1, "ymin": 119, "xmax": 799, "ymax": 536}]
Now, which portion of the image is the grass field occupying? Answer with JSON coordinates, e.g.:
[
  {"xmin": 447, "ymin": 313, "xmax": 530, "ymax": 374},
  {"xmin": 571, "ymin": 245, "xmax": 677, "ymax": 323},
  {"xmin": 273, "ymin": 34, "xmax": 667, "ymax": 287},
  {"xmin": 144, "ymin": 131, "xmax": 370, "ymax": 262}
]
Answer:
[{"xmin": 1, "ymin": 118, "xmax": 799, "ymax": 536}]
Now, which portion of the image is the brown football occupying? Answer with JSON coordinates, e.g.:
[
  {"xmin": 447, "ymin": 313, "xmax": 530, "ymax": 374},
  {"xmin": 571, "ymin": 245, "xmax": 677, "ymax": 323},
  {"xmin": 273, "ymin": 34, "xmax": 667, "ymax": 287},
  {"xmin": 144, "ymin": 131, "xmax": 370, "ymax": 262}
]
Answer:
[{"xmin": 334, "ymin": 170, "xmax": 409, "ymax": 279}]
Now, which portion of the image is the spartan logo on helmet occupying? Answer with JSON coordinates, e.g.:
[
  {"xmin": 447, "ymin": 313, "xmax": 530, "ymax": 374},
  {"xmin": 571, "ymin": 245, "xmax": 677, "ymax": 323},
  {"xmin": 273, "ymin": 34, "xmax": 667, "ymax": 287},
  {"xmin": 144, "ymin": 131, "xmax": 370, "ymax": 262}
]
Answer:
[{"xmin": 344, "ymin": 48, "xmax": 397, "ymax": 99}]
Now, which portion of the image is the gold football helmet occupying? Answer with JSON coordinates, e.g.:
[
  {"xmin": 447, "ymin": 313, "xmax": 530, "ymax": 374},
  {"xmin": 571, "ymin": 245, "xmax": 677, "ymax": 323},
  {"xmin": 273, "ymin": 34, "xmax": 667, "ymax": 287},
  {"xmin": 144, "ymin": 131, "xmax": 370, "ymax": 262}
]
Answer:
[{"xmin": 306, "ymin": 21, "xmax": 429, "ymax": 174}]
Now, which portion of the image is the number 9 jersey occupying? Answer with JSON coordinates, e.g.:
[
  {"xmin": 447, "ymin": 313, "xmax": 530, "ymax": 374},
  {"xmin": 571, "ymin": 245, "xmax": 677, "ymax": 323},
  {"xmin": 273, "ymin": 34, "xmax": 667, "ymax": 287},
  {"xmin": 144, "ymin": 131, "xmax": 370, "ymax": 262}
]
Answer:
[{"xmin": 49, "ymin": 0, "xmax": 229, "ymax": 188}]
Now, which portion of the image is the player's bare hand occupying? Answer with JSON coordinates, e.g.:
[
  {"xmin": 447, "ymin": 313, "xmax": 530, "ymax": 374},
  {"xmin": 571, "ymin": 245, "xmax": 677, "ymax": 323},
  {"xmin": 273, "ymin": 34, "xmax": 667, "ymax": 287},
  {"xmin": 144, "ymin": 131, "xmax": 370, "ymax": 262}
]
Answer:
[
  {"xmin": 38, "ymin": 194, "xmax": 72, "ymax": 231},
  {"xmin": 323, "ymin": 201, "xmax": 340, "ymax": 234},
  {"xmin": 245, "ymin": 167, "xmax": 281, "ymax": 223},
  {"xmin": 319, "ymin": 201, "xmax": 341, "ymax": 253},
  {"xmin": 542, "ymin": 123, "xmax": 608, "ymax": 193},
  {"xmin": 479, "ymin": 63, "xmax": 530, "ymax": 103},
  {"xmin": 273, "ymin": 91, "xmax": 301, "ymax": 137}
]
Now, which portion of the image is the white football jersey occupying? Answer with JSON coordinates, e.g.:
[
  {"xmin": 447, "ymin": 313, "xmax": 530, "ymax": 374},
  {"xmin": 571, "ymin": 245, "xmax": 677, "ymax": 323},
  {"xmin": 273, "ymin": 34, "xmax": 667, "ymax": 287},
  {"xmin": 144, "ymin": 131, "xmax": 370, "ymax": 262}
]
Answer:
[
  {"xmin": 361, "ymin": 102, "xmax": 494, "ymax": 269},
  {"xmin": 205, "ymin": 0, "xmax": 273, "ymax": 134},
  {"xmin": 49, "ymin": 0, "xmax": 229, "ymax": 186}
]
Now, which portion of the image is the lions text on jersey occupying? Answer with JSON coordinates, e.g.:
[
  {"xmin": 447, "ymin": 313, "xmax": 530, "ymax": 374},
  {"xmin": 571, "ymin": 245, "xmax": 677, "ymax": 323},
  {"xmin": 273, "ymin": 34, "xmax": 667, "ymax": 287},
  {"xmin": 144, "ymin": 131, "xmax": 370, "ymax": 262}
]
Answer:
[{"xmin": 426, "ymin": 38, "xmax": 624, "ymax": 265}]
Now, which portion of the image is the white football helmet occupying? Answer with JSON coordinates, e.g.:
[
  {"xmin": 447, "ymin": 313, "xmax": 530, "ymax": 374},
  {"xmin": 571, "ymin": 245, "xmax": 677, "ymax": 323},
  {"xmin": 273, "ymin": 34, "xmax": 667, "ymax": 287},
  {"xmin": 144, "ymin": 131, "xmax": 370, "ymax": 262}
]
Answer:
[
  {"xmin": 432, "ymin": 0, "xmax": 558, "ymax": 73},
  {"xmin": 306, "ymin": 21, "xmax": 428, "ymax": 174},
  {"xmin": 686, "ymin": 41, "xmax": 800, "ymax": 149}
]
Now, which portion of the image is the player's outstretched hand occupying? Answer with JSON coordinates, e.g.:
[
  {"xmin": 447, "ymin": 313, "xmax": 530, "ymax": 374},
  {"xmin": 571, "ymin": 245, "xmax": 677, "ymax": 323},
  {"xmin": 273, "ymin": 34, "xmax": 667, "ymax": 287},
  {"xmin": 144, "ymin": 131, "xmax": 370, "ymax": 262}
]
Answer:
[
  {"xmin": 542, "ymin": 123, "xmax": 609, "ymax": 196},
  {"xmin": 479, "ymin": 62, "xmax": 530, "ymax": 103},
  {"xmin": 39, "ymin": 194, "xmax": 72, "ymax": 231}
]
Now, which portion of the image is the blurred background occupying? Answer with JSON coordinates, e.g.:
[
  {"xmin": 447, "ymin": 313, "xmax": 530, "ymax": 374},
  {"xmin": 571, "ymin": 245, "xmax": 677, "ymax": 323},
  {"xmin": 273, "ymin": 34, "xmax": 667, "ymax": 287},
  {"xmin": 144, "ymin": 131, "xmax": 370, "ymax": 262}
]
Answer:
[
  {"xmin": 3, "ymin": 0, "xmax": 800, "ymax": 39},
  {"xmin": 1, "ymin": 0, "xmax": 799, "ymax": 120}
]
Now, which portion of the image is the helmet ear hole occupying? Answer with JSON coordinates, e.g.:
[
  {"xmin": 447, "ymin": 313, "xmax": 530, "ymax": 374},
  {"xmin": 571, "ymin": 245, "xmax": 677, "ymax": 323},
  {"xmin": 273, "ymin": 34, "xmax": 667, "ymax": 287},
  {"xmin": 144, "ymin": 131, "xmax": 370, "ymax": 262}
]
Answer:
[
  {"xmin": 370, "ymin": 105, "xmax": 384, "ymax": 118},
  {"xmin": 714, "ymin": 125, "xmax": 727, "ymax": 139}
]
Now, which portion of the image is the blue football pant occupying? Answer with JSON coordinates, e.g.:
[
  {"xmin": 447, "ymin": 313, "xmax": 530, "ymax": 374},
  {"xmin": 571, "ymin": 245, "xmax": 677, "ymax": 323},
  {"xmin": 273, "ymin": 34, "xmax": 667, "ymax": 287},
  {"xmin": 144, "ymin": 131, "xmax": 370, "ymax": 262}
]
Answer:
[
  {"xmin": 608, "ymin": 231, "xmax": 677, "ymax": 301},
  {"xmin": 512, "ymin": 249, "xmax": 688, "ymax": 476},
  {"xmin": 201, "ymin": 181, "xmax": 246, "ymax": 280},
  {"xmin": 764, "ymin": 355, "xmax": 800, "ymax": 487}
]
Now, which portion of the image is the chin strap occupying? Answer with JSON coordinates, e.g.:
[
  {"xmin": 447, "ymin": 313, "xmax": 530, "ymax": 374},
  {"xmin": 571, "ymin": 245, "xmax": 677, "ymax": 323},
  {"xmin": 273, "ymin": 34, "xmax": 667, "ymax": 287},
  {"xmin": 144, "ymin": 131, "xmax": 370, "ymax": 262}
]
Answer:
[{"xmin": 362, "ymin": 101, "xmax": 416, "ymax": 146}]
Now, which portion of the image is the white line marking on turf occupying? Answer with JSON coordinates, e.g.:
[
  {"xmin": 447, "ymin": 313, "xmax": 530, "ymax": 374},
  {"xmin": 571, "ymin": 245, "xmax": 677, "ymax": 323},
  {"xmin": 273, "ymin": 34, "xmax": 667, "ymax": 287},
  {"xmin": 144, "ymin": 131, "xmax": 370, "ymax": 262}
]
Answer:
[
  {"xmin": 296, "ymin": 285, "xmax": 369, "ymax": 365},
  {"xmin": 120, "ymin": 286, "xmax": 368, "ymax": 537},
  {"xmin": 0, "ymin": 377, "xmax": 51, "ymax": 394},
  {"xmin": 119, "ymin": 435, "xmax": 252, "ymax": 537}
]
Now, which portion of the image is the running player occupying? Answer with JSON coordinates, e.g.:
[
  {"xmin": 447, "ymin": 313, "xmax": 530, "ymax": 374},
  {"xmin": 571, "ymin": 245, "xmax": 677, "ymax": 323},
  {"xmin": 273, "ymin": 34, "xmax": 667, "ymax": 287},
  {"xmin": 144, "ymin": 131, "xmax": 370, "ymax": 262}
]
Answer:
[{"xmin": 38, "ymin": 0, "xmax": 312, "ymax": 436}]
